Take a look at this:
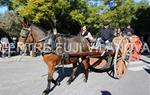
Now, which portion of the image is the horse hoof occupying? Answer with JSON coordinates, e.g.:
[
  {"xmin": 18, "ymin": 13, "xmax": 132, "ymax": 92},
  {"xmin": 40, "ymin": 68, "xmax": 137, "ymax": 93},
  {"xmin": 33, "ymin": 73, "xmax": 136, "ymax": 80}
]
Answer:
[
  {"xmin": 83, "ymin": 79, "xmax": 88, "ymax": 83},
  {"xmin": 67, "ymin": 80, "xmax": 72, "ymax": 85},
  {"xmin": 42, "ymin": 89, "xmax": 50, "ymax": 95},
  {"xmin": 42, "ymin": 92, "xmax": 48, "ymax": 95},
  {"xmin": 56, "ymin": 81, "xmax": 60, "ymax": 86}
]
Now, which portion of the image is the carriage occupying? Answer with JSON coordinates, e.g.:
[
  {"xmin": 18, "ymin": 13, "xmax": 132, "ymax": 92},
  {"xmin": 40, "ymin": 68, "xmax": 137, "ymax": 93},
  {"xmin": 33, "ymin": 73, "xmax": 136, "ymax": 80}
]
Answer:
[
  {"xmin": 66, "ymin": 36, "xmax": 132, "ymax": 79},
  {"xmin": 67, "ymin": 35, "xmax": 143, "ymax": 79},
  {"xmin": 18, "ymin": 25, "xmax": 143, "ymax": 94}
]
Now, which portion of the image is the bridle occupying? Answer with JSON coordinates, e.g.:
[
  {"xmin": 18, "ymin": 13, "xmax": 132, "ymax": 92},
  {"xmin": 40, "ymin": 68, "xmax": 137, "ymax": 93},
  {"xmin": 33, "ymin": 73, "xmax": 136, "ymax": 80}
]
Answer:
[
  {"xmin": 23, "ymin": 26, "xmax": 35, "ymax": 43},
  {"xmin": 19, "ymin": 26, "xmax": 38, "ymax": 53}
]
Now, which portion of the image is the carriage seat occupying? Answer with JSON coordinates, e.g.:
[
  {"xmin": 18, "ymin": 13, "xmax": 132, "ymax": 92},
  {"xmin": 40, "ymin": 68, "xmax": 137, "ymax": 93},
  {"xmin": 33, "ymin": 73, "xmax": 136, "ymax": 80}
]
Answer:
[{"xmin": 91, "ymin": 38, "xmax": 114, "ymax": 50}]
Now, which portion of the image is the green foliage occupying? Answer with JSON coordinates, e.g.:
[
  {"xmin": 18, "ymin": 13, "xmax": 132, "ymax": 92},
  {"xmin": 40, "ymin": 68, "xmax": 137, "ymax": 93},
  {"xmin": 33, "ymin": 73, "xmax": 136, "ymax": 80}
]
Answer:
[
  {"xmin": 70, "ymin": 0, "xmax": 103, "ymax": 31},
  {"xmin": 9, "ymin": 0, "xmax": 150, "ymax": 35},
  {"xmin": 97, "ymin": 0, "xmax": 149, "ymax": 28},
  {"xmin": 12, "ymin": 0, "xmax": 70, "ymax": 22},
  {"xmin": 70, "ymin": 10, "xmax": 85, "ymax": 24}
]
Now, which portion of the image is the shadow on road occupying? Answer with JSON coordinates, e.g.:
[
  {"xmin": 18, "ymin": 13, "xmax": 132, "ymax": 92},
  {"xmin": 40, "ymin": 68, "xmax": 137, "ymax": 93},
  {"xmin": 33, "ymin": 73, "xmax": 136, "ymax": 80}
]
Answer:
[
  {"xmin": 101, "ymin": 90, "xmax": 112, "ymax": 95},
  {"xmin": 56, "ymin": 63, "xmax": 116, "ymax": 83},
  {"xmin": 142, "ymin": 51, "xmax": 150, "ymax": 58},
  {"xmin": 144, "ymin": 66, "xmax": 150, "ymax": 75},
  {"xmin": 55, "ymin": 64, "xmax": 84, "ymax": 83},
  {"xmin": 140, "ymin": 59, "xmax": 150, "ymax": 64}
]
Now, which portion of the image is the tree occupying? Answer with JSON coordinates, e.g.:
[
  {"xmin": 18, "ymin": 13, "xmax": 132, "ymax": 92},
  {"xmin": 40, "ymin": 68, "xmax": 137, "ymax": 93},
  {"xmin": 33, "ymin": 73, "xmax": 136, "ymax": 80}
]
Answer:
[
  {"xmin": 0, "ymin": 0, "xmax": 11, "ymax": 8},
  {"xmin": 11, "ymin": 0, "xmax": 103, "ymax": 34},
  {"xmin": 11, "ymin": 0, "xmax": 71, "ymax": 34},
  {"xmin": 0, "ymin": 0, "xmax": 9, "ymax": 5},
  {"xmin": 0, "ymin": 11, "xmax": 22, "ymax": 37},
  {"xmin": 99, "ymin": 0, "xmax": 149, "ymax": 28},
  {"xmin": 10, "ymin": 0, "xmax": 149, "ymax": 35}
]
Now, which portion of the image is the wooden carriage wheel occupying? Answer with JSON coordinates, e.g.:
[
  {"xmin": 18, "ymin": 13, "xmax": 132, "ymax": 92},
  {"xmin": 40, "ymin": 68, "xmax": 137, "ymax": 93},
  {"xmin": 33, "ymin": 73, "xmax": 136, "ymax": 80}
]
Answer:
[{"xmin": 107, "ymin": 36, "xmax": 132, "ymax": 79}]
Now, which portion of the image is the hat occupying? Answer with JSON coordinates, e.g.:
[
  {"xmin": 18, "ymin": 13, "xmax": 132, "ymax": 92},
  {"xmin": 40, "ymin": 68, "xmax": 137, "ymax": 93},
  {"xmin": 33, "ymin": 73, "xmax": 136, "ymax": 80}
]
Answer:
[{"xmin": 103, "ymin": 22, "xmax": 109, "ymax": 26}]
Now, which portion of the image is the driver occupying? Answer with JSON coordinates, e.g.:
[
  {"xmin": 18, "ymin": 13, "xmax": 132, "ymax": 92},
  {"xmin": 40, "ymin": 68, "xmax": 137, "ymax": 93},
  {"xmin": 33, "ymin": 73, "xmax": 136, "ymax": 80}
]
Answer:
[{"xmin": 95, "ymin": 22, "xmax": 114, "ymax": 48}]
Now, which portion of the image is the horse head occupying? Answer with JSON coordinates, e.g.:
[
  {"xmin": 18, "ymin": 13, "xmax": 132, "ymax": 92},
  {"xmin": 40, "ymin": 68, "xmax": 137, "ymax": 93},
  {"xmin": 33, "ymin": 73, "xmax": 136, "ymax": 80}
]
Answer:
[{"xmin": 18, "ymin": 24, "xmax": 46, "ymax": 52}]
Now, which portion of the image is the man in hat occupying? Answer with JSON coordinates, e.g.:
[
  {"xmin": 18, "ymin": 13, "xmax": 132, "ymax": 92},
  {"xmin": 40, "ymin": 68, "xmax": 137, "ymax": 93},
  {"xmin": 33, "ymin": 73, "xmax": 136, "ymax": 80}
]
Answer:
[{"xmin": 95, "ymin": 22, "xmax": 114, "ymax": 47}]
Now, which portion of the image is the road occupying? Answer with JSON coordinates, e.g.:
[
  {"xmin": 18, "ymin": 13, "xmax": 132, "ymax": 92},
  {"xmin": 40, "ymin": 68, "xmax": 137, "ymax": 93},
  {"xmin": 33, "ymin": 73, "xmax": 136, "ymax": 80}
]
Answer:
[{"xmin": 0, "ymin": 55, "xmax": 149, "ymax": 95}]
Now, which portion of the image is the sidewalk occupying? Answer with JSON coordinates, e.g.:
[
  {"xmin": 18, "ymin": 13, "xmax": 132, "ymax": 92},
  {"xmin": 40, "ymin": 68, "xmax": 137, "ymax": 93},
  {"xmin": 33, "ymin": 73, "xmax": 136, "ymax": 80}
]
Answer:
[{"xmin": 0, "ymin": 55, "xmax": 42, "ymax": 63}]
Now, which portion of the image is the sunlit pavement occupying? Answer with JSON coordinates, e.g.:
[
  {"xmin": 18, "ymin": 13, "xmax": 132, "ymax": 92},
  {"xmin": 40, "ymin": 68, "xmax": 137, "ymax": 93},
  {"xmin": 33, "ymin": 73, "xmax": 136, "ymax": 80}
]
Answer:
[{"xmin": 0, "ymin": 55, "xmax": 149, "ymax": 95}]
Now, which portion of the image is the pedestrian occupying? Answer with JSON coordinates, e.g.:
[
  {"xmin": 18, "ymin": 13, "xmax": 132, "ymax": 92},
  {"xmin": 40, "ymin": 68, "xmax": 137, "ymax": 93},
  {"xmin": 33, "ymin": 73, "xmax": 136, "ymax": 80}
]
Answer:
[
  {"xmin": 0, "ymin": 35, "xmax": 9, "ymax": 57},
  {"xmin": 0, "ymin": 35, "xmax": 9, "ymax": 49}
]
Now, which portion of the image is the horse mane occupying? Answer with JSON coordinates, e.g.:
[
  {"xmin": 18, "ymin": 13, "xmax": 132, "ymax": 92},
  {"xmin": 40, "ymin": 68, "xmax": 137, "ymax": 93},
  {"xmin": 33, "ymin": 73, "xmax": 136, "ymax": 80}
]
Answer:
[{"xmin": 30, "ymin": 24, "xmax": 46, "ymax": 39}]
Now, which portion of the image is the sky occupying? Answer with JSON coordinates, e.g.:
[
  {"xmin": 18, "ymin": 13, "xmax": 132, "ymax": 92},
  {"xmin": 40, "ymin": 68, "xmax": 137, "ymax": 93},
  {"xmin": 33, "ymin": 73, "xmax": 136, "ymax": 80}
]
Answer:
[
  {"xmin": 0, "ymin": 0, "xmax": 150, "ymax": 14},
  {"xmin": 135, "ymin": 0, "xmax": 150, "ymax": 3},
  {"xmin": 0, "ymin": 6, "xmax": 8, "ymax": 14},
  {"xmin": 135, "ymin": 0, "xmax": 141, "ymax": 2}
]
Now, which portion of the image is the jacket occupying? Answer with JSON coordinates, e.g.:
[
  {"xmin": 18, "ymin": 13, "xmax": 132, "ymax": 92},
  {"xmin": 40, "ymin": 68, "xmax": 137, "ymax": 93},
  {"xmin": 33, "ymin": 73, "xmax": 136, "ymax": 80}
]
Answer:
[{"xmin": 96, "ymin": 28, "xmax": 114, "ymax": 42}]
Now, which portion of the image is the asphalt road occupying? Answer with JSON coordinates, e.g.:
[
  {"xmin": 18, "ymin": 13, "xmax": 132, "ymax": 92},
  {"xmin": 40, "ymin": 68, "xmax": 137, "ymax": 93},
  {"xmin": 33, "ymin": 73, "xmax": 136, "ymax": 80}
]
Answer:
[{"xmin": 0, "ymin": 55, "xmax": 149, "ymax": 95}]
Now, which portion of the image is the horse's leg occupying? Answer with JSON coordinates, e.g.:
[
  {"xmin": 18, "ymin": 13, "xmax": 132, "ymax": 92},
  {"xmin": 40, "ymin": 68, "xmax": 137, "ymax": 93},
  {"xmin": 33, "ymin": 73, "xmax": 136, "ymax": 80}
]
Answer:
[
  {"xmin": 82, "ymin": 58, "xmax": 90, "ymax": 82},
  {"xmin": 43, "ymin": 62, "xmax": 54, "ymax": 95},
  {"xmin": 43, "ymin": 62, "xmax": 60, "ymax": 95},
  {"xmin": 47, "ymin": 63, "xmax": 60, "ymax": 86},
  {"xmin": 67, "ymin": 63, "xmax": 77, "ymax": 85}
]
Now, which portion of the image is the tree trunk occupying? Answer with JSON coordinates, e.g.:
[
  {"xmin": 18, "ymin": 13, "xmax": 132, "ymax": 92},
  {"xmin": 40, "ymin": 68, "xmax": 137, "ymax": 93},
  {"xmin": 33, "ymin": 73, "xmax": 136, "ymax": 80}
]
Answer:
[
  {"xmin": 52, "ymin": 19, "xmax": 57, "ymax": 35},
  {"xmin": 53, "ymin": 27, "xmax": 57, "ymax": 35}
]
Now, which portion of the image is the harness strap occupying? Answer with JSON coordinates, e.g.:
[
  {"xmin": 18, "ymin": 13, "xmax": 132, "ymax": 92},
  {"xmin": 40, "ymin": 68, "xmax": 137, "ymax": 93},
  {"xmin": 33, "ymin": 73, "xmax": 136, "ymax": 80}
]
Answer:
[
  {"xmin": 60, "ymin": 35, "xmax": 66, "ymax": 74},
  {"xmin": 41, "ymin": 51, "xmax": 56, "ymax": 56}
]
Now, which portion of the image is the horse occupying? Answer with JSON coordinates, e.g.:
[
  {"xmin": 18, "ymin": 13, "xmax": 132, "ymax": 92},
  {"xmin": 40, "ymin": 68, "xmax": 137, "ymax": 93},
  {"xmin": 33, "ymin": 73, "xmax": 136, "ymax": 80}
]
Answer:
[
  {"xmin": 17, "ymin": 24, "xmax": 46, "ymax": 55},
  {"xmin": 18, "ymin": 25, "xmax": 91, "ymax": 95}
]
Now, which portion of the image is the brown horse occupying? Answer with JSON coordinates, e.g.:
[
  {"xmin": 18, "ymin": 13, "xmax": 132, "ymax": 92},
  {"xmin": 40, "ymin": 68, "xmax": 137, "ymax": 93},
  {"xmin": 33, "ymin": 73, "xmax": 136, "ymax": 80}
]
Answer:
[
  {"xmin": 17, "ymin": 24, "xmax": 46, "ymax": 54},
  {"xmin": 18, "ymin": 25, "xmax": 90, "ymax": 95}
]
